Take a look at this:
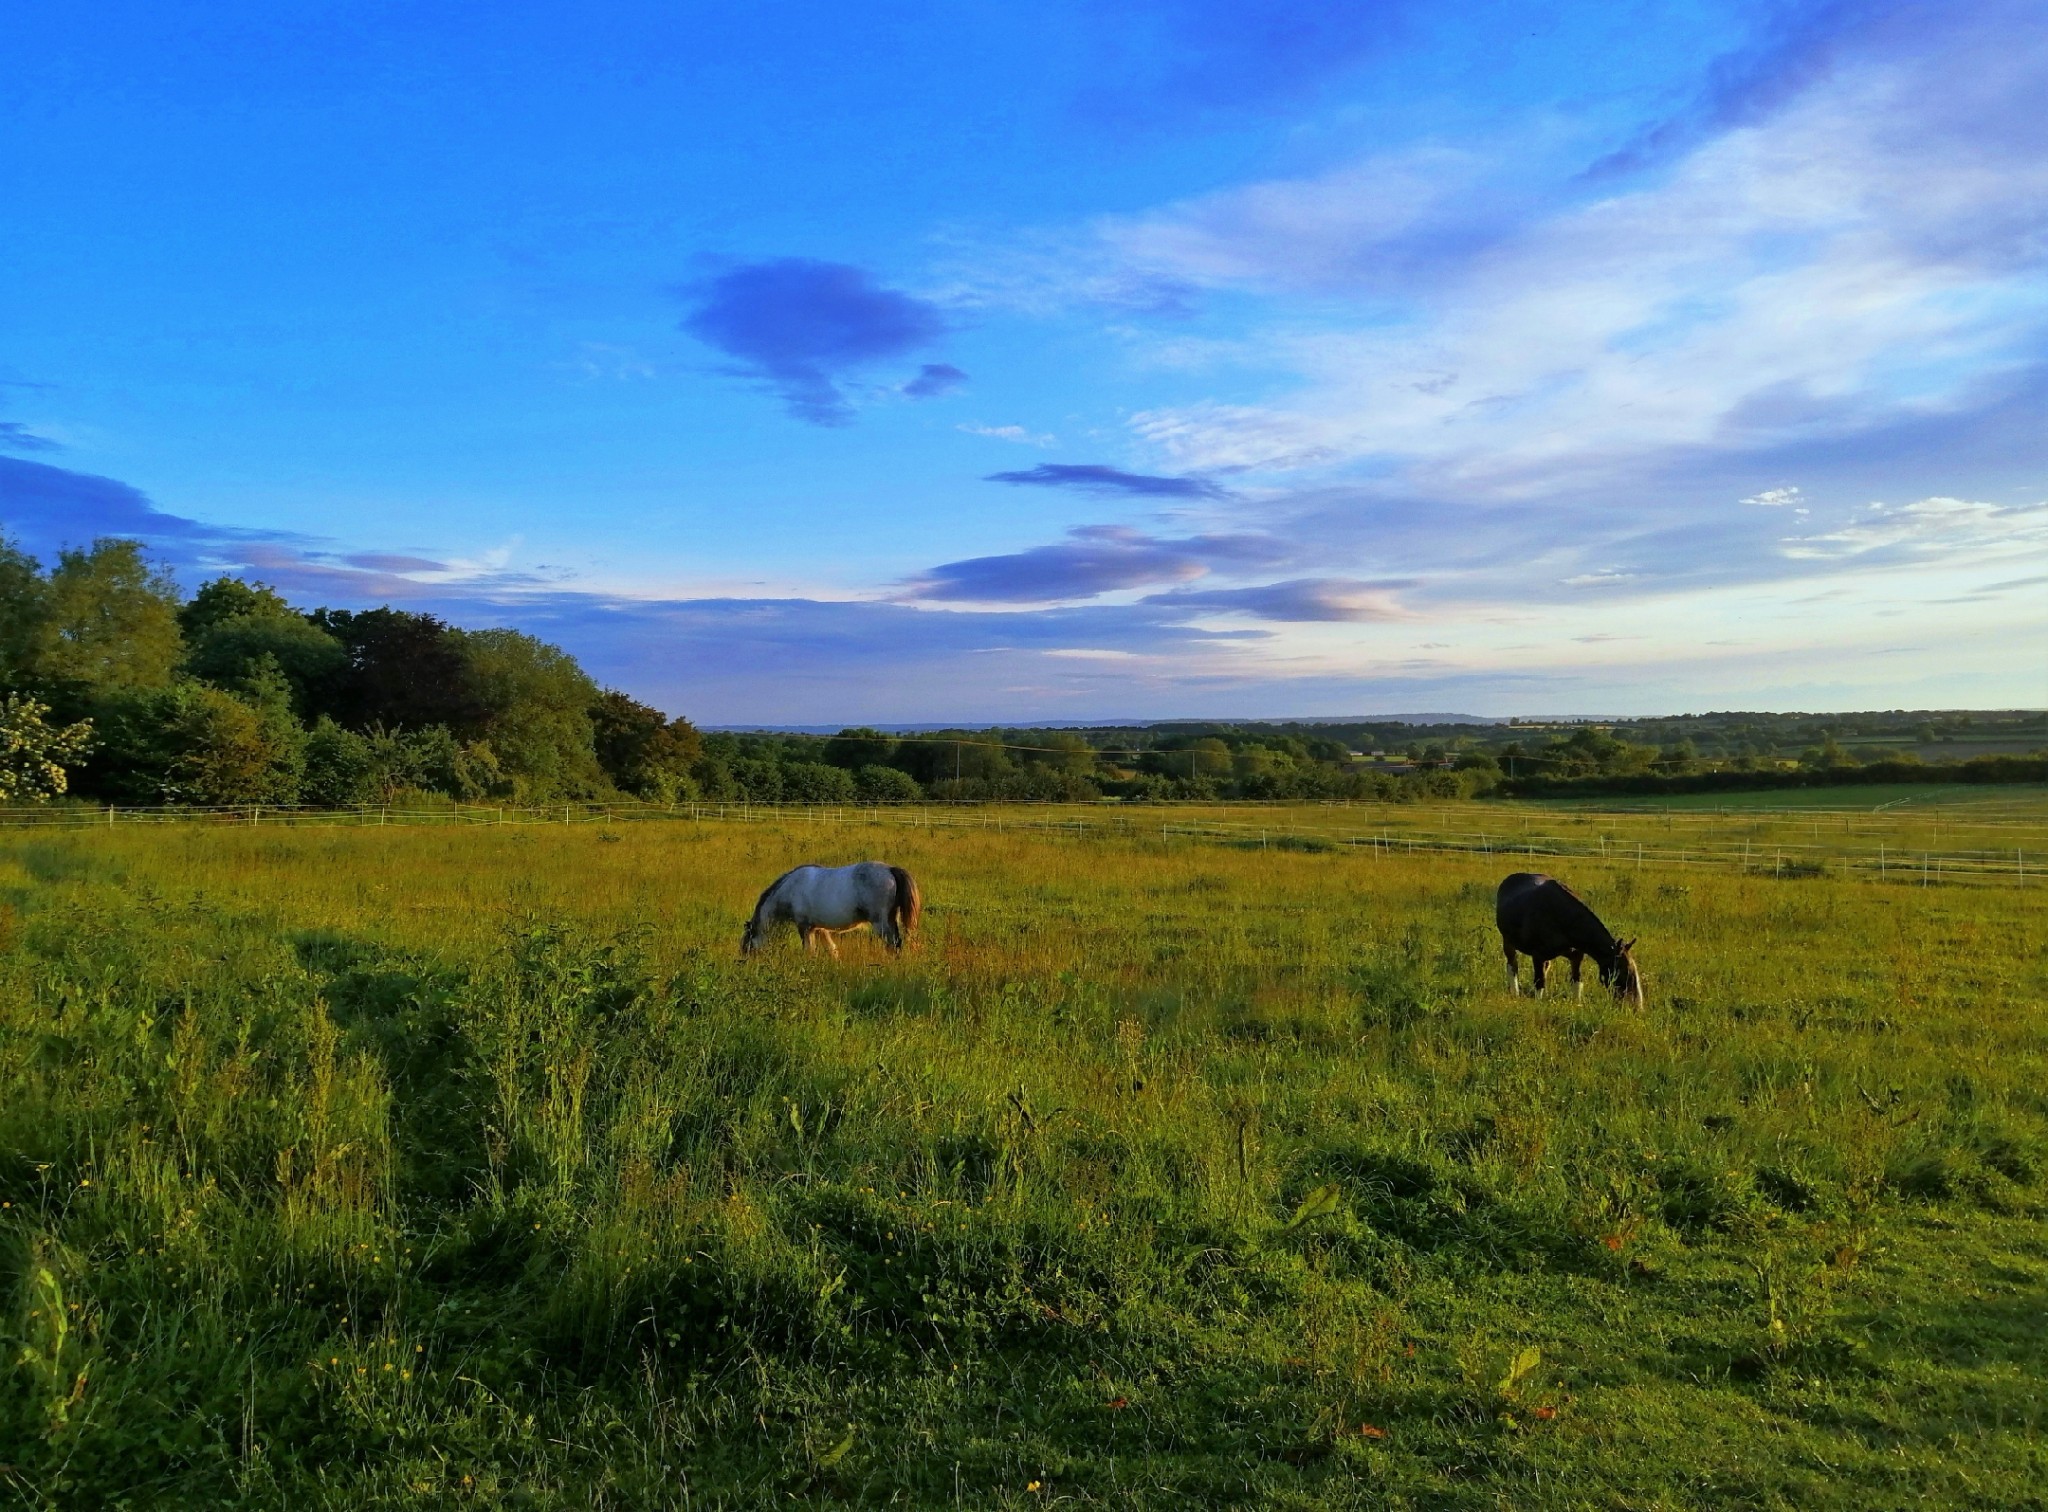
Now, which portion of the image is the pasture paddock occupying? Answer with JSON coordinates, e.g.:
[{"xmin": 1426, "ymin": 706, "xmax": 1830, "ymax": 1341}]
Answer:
[{"xmin": 1, "ymin": 801, "xmax": 2044, "ymax": 1508}]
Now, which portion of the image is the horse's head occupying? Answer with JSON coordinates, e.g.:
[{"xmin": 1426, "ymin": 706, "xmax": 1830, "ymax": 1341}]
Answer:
[
  {"xmin": 739, "ymin": 915, "xmax": 763, "ymax": 957},
  {"xmin": 1602, "ymin": 937, "xmax": 1643, "ymax": 1006}
]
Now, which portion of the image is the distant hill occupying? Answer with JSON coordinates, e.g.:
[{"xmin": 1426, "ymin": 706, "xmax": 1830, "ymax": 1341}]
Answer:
[{"xmin": 712, "ymin": 713, "xmax": 1502, "ymax": 734}]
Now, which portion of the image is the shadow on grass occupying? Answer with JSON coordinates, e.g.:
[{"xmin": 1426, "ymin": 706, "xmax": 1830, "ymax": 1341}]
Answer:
[{"xmin": 291, "ymin": 929, "xmax": 484, "ymax": 1206}]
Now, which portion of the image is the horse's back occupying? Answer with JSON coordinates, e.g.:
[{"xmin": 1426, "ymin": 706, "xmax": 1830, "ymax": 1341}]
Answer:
[
  {"xmin": 1497, "ymin": 871, "xmax": 1612, "ymax": 957},
  {"xmin": 1496, "ymin": 872, "xmax": 1582, "ymax": 950},
  {"xmin": 784, "ymin": 861, "xmax": 899, "ymax": 925},
  {"xmin": 1495, "ymin": 872, "xmax": 1550, "ymax": 928}
]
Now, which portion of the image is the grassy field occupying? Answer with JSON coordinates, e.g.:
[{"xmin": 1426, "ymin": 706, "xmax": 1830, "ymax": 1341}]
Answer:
[{"xmin": 2, "ymin": 802, "xmax": 2045, "ymax": 1508}]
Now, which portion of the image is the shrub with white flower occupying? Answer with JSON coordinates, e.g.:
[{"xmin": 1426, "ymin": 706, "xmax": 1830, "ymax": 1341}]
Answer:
[{"xmin": 0, "ymin": 695, "xmax": 94, "ymax": 802}]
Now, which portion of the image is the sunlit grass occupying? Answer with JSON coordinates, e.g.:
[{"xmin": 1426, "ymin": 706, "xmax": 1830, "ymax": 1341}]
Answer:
[{"xmin": 1, "ymin": 801, "xmax": 2044, "ymax": 1507}]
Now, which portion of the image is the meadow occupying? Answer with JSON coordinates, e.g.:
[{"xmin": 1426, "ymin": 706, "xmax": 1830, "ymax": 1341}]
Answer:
[{"xmin": 1, "ymin": 798, "xmax": 2045, "ymax": 1508}]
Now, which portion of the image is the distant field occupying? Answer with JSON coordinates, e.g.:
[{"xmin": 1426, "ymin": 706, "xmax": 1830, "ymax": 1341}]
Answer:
[
  {"xmin": 2, "ymin": 805, "xmax": 2045, "ymax": 1507},
  {"xmin": 1538, "ymin": 781, "xmax": 2048, "ymax": 813}
]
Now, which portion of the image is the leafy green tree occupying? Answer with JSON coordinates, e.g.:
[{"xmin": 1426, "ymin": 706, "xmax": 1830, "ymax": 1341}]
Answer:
[
  {"xmin": 461, "ymin": 629, "xmax": 606, "ymax": 800},
  {"xmin": 891, "ymin": 730, "xmax": 1014, "ymax": 786},
  {"xmin": 1802, "ymin": 735, "xmax": 1860, "ymax": 770},
  {"xmin": 591, "ymin": 689, "xmax": 702, "ymax": 802},
  {"xmin": 724, "ymin": 755, "xmax": 784, "ymax": 802},
  {"xmin": 854, "ymin": 764, "xmax": 921, "ymax": 802},
  {"xmin": 1011, "ymin": 766, "xmax": 1099, "ymax": 801},
  {"xmin": 780, "ymin": 761, "xmax": 858, "ymax": 803},
  {"xmin": 1023, "ymin": 731, "xmax": 1095, "ymax": 775},
  {"xmin": 158, "ymin": 681, "xmax": 306, "ymax": 805},
  {"xmin": 824, "ymin": 727, "xmax": 896, "ymax": 768},
  {"xmin": 0, "ymin": 537, "xmax": 50, "ymax": 687},
  {"xmin": 310, "ymin": 608, "xmax": 486, "ymax": 733},
  {"xmin": 180, "ymin": 577, "xmax": 345, "ymax": 712},
  {"xmin": 178, "ymin": 577, "xmax": 296, "ymax": 637},
  {"xmin": 1545, "ymin": 727, "xmax": 1658, "ymax": 777},
  {"xmin": 185, "ymin": 612, "xmax": 346, "ymax": 709},
  {"xmin": 301, "ymin": 717, "xmax": 379, "ymax": 807},
  {"xmin": 688, "ymin": 737, "xmax": 742, "ymax": 801},
  {"xmin": 38, "ymin": 540, "xmax": 183, "ymax": 695},
  {"xmin": 1233, "ymin": 744, "xmax": 1282, "ymax": 780},
  {"xmin": 0, "ymin": 695, "xmax": 93, "ymax": 801}
]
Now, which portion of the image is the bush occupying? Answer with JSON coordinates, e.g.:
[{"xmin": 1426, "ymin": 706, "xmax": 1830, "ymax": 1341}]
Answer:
[
  {"xmin": 0, "ymin": 694, "xmax": 93, "ymax": 802},
  {"xmin": 1501, "ymin": 753, "xmax": 2048, "ymax": 798},
  {"xmin": 722, "ymin": 756, "xmax": 784, "ymax": 803},
  {"xmin": 780, "ymin": 760, "xmax": 859, "ymax": 804},
  {"xmin": 301, "ymin": 717, "xmax": 378, "ymax": 807},
  {"xmin": 855, "ymin": 763, "xmax": 922, "ymax": 802},
  {"xmin": 159, "ymin": 681, "xmax": 306, "ymax": 805}
]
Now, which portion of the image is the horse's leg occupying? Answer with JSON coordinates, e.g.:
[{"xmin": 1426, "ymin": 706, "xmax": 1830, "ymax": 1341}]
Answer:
[
  {"xmin": 1503, "ymin": 943, "xmax": 1520, "ymax": 995},
  {"xmin": 1569, "ymin": 951, "xmax": 1584, "ymax": 1001},
  {"xmin": 798, "ymin": 924, "xmax": 816, "ymax": 953},
  {"xmin": 1532, "ymin": 956, "xmax": 1548, "ymax": 996},
  {"xmin": 816, "ymin": 929, "xmax": 841, "ymax": 959}
]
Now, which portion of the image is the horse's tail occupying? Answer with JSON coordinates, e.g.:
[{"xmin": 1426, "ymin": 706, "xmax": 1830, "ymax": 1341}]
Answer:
[{"xmin": 888, "ymin": 866, "xmax": 921, "ymax": 940}]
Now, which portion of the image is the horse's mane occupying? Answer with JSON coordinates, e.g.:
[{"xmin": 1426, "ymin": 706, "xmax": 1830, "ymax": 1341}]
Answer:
[
  {"xmin": 1541, "ymin": 876, "xmax": 1618, "ymax": 952},
  {"xmin": 751, "ymin": 863, "xmax": 819, "ymax": 920}
]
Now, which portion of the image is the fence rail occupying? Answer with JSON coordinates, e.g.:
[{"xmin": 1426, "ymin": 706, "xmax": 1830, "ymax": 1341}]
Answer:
[{"xmin": 0, "ymin": 799, "xmax": 2036, "ymax": 887}]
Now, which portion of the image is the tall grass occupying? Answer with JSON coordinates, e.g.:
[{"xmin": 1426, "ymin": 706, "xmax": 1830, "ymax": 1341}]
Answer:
[{"xmin": 1, "ymin": 806, "xmax": 2044, "ymax": 1507}]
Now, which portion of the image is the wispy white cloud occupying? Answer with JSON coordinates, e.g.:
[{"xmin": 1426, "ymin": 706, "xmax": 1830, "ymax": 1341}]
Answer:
[
  {"xmin": 1779, "ymin": 495, "xmax": 2048, "ymax": 560},
  {"xmin": 1097, "ymin": 143, "xmax": 1499, "ymax": 295},
  {"xmin": 957, "ymin": 421, "xmax": 1056, "ymax": 446},
  {"xmin": 1100, "ymin": 2, "xmax": 2048, "ymax": 514}
]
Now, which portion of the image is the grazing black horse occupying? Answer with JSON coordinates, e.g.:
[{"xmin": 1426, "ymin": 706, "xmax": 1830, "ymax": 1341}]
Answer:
[{"xmin": 1495, "ymin": 872, "xmax": 1642, "ymax": 1005}]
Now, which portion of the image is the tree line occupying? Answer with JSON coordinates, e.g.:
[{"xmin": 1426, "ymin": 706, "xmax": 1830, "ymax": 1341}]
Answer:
[
  {"xmin": 3, "ymin": 537, "xmax": 2036, "ymax": 808},
  {"xmin": 0, "ymin": 538, "xmax": 702, "ymax": 806},
  {"xmin": 0, "ymin": 538, "xmax": 1500, "ymax": 807}
]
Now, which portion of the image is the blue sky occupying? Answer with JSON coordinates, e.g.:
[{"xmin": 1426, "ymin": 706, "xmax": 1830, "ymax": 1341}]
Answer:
[{"xmin": 3, "ymin": 0, "xmax": 2043, "ymax": 722}]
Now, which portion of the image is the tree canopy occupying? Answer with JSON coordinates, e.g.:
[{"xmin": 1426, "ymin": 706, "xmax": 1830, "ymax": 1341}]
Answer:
[{"xmin": 0, "ymin": 538, "xmax": 703, "ymax": 807}]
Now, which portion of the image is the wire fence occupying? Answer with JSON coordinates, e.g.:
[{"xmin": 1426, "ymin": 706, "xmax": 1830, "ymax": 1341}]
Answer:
[
  {"xmin": 0, "ymin": 798, "xmax": 2037, "ymax": 888},
  {"xmin": 1139, "ymin": 815, "xmax": 2038, "ymax": 888}
]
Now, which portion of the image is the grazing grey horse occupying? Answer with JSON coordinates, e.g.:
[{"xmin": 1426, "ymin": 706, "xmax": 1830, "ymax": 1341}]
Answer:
[
  {"xmin": 741, "ymin": 861, "xmax": 921, "ymax": 957},
  {"xmin": 1495, "ymin": 872, "xmax": 1642, "ymax": 1004}
]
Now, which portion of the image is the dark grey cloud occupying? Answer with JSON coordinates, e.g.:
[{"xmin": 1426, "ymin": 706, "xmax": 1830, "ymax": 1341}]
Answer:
[
  {"xmin": 0, "ymin": 457, "xmax": 526, "ymax": 601},
  {"xmin": 0, "ymin": 455, "xmax": 214, "ymax": 550},
  {"xmin": 1142, "ymin": 577, "xmax": 1413, "ymax": 622},
  {"xmin": 0, "ymin": 421, "xmax": 56, "ymax": 452},
  {"xmin": 223, "ymin": 543, "xmax": 559, "ymax": 603},
  {"xmin": 678, "ymin": 258, "xmax": 950, "ymax": 425},
  {"xmin": 473, "ymin": 588, "xmax": 1628, "ymax": 727},
  {"xmin": 379, "ymin": 585, "xmax": 1285, "ymax": 723},
  {"xmin": 902, "ymin": 363, "xmax": 968, "ymax": 399},
  {"xmin": 984, "ymin": 463, "xmax": 1230, "ymax": 499},
  {"xmin": 906, "ymin": 524, "xmax": 1285, "ymax": 603},
  {"xmin": 343, "ymin": 551, "xmax": 451, "ymax": 573}
]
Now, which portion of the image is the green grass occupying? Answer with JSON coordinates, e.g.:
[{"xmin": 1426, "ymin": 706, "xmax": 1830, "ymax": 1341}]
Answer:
[{"xmin": 2, "ymin": 806, "xmax": 2045, "ymax": 1507}]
